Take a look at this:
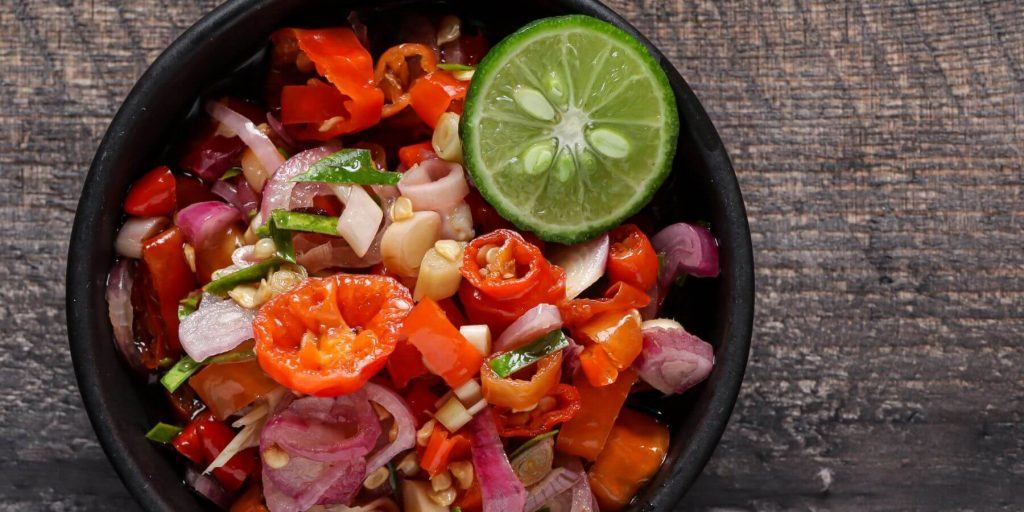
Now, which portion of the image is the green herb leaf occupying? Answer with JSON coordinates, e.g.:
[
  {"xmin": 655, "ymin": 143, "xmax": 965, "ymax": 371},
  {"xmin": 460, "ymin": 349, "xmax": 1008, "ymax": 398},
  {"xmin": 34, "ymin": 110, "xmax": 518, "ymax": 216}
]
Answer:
[
  {"xmin": 160, "ymin": 356, "xmax": 203, "ymax": 392},
  {"xmin": 508, "ymin": 430, "xmax": 559, "ymax": 461},
  {"xmin": 203, "ymin": 257, "xmax": 284, "ymax": 297},
  {"xmin": 268, "ymin": 215, "xmax": 296, "ymax": 263},
  {"xmin": 438, "ymin": 63, "xmax": 475, "ymax": 71},
  {"xmin": 177, "ymin": 293, "xmax": 201, "ymax": 320},
  {"xmin": 270, "ymin": 210, "xmax": 340, "ymax": 236},
  {"xmin": 145, "ymin": 422, "xmax": 183, "ymax": 444},
  {"xmin": 219, "ymin": 167, "xmax": 242, "ymax": 180},
  {"xmin": 291, "ymin": 148, "xmax": 401, "ymax": 185},
  {"xmin": 488, "ymin": 330, "xmax": 569, "ymax": 378}
]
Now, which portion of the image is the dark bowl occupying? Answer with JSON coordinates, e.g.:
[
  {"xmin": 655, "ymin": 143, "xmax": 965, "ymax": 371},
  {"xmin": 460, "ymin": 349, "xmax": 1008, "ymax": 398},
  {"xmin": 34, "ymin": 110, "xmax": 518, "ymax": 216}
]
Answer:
[{"xmin": 67, "ymin": 0, "xmax": 754, "ymax": 510}]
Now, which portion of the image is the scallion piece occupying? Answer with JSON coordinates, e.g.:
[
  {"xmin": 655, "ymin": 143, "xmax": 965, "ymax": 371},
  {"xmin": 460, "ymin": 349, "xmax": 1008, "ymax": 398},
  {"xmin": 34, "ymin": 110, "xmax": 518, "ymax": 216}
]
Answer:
[
  {"xmin": 268, "ymin": 214, "xmax": 295, "ymax": 263},
  {"xmin": 438, "ymin": 63, "xmax": 474, "ymax": 71},
  {"xmin": 270, "ymin": 210, "xmax": 340, "ymax": 236},
  {"xmin": 177, "ymin": 293, "xmax": 200, "ymax": 320},
  {"xmin": 202, "ymin": 257, "xmax": 283, "ymax": 296},
  {"xmin": 219, "ymin": 167, "xmax": 242, "ymax": 180},
  {"xmin": 160, "ymin": 348, "xmax": 256, "ymax": 393},
  {"xmin": 291, "ymin": 148, "xmax": 401, "ymax": 185},
  {"xmin": 488, "ymin": 330, "xmax": 569, "ymax": 378},
  {"xmin": 145, "ymin": 422, "xmax": 183, "ymax": 444},
  {"xmin": 508, "ymin": 430, "xmax": 559, "ymax": 461}
]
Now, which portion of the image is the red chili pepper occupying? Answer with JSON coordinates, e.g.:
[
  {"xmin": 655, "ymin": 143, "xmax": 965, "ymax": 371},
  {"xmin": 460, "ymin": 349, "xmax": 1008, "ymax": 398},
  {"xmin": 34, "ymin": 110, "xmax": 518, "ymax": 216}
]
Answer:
[
  {"xmin": 124, "ymin": 166, "xmax": 176, "ymax": 217},
  {"xmin": 559, "ymin": 281, "xmax": 651, "ymax": 327},
  {"xmin": 388, "ymin": 338, "xmax": 429, "ymax": 390},
  {"xmin": 420, "ymin": 424, "xmax": 471, "ymax": 477},
  {"xmin": 576, "ymin": 309, "xmax": 643, "ymax": 387},
  {"xmin": 402, "ymin": 376, "xmax": 443, "ymax": 426},
  {"xmin": 141, "ymin": 227, "xmax": 197, "ymax": 353},
  {"xmin": 172, "ymin": 413, "xmax": 258, "ymax": 493},
  {"xmin": 398, "ymin": 141, "xmax": 438, "ymax": 169},
  {"xmin": 399, "ymin": 298, "xmax": 482, "ymax": 388},
  {"xmin": 274, "ymin": 28, "xmax": 383, "ymax": 140},
  {"xmin": 458, "ymin": 230, "xmax": 565, "ymax": 334},
  {"xmin": 437, "ymin": 298, "xmax": 466, "ymax": 328},
  {"xmin": 494, "ymin": 383, "xmax": 581, "ymax": 437},
  {"xmin": 409, "ymin": 71, "xmax": 468, "ymax": 128},
  {"xmin": 174, "ymin": 175, "xmax": 220, "ymax": 210},
  {"xmin": 607, "ymin": 225, "xmax": 659, "ymax": 292}
]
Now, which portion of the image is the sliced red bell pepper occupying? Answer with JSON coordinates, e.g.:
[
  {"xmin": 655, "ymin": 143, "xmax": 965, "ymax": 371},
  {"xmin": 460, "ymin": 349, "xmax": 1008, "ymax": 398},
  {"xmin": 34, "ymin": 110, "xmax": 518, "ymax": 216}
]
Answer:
[
  {"xmin": 421, "ymin": 423, "xmax": 471, "ymax": 477},
  {"xmin": 274, "ymin": 28, "xmax": 383, "ymax": 140},
  {"xmin": 555, "ymin": 368, "xmax": 636, "ymax": 461},
  {"xmin": 141, "ymin": 227, "xmax": 197, "ymax": 352},
  {"xmin": 124, "ymin": 166, "xmax": 176, "ymax": 217},
  {"xmin": 409, "ymin": 71, "xmax": 467, "ymax": 128},
  {"xmin": 399, "ymin": 298, "xmax": 482, "ymax": 388},
  {"xmin": 398, "ymin": 141, "xmax": 438, "ymax": 169},
  {"xmin": 494, "ymin": 383, "xmax": 581, "ymax": 437}
]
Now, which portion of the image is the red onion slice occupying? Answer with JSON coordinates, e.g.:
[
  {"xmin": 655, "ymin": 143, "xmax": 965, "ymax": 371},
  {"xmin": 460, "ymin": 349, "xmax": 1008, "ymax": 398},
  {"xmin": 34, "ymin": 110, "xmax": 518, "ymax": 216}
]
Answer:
[
  {"xmin": 178, "ymin": 295, "xmax": 255, "ymax": 362},
  {"xmin": 634, "ymin": 319, "xmax": 714, "ymax": 395},
  {"xmin": 651, "ymin": 222, "xmax": 720, "ymax": 293},
  {"xmin": 331, "ymin": 184, "xmax": 383, "ymax": 258},
  {"xmin": 260, "ymin": 146, "xmax": 337, "ymax": 224},
  {"xmin": 548, "ymin": 234, "xmax": 609, "ymax": 299},
  {"xmin": 114, "ymin": 217, "xmax": 168, "ymax": 258},
  {"xmin": 524, "ymin": 467, "xmax": 579, "ymax": 512},
  {"xmin": 293, "ymin": 233, "xmax": 383, "ymax": 271},
  {"xmin": 174, "ymin": 201, "xmax": 241, "ymax": 248},
  {"xmin": 185, "ymin": 467, "xmax": 230, "ymax": 509},
  {"xmin": 469, "ymin": 410, "xmax": 527, "ymax": 512},
  {"xmin": 494, "ymin": 304, "xmax": 562, "ymax": 352},
  {"xmin": 212, "ymin": 178, "xmax": 259, "ymax": 216},
  {"xmin": 266, "ymin": 112, "xmax": 298, "ymax": 149},
  {"xmin": 106, "ymin": 259, "xmax": 145, "ymax": 373},
  {"xmin": 398, "ymin": 159, "xmax": 470, "ymax": 212},
  {"xmin": 206, "ymin": 100, "xmax": 284, "ymax": 177},
  {"xmin": 363, "ymin": 382, "xmax": 416, "ymax": 476}
]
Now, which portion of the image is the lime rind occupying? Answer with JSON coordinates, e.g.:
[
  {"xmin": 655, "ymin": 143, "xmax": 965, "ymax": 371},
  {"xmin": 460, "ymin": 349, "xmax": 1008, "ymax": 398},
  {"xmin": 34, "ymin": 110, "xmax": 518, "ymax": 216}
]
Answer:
[{"xmin": 462, "ymin": 15, "xmax": 679, "ymax": 243}]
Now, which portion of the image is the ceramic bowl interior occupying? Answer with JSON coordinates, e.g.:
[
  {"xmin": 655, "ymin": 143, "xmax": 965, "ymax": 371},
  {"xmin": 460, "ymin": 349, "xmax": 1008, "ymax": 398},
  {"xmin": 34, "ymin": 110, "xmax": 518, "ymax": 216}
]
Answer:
[{"xmin": 67, "ymin": 1, "xmax": 754, "ymax": 510}]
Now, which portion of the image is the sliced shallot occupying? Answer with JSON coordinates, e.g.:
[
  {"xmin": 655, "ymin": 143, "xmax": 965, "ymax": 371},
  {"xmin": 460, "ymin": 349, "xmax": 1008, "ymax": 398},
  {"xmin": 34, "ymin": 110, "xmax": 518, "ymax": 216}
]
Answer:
[
  {"xmin": 206, "ymin": 100, "xmax": 284, "ymax": 178},
  {"xmin": 363, "ymin": 382, "xmax": 416, "ymax": 477},
  {"xmin": 548, "ymin": 234, "xmax": 609, "ymax": 299},
  {"xmin": 651, "ymin": 222, "xmax": 720, "ymax": 294},
  {"xmin": 634, "ymin": 318, "xmax": 714, "ymax": 395},
  {"xmin": 468, "ymin": 410, "xmax": 527, "ymax": 512},
  {"xmin": 493, "ymin": 303, "xmax": 562, "ymax": 352},
  {"xmin": 178, "ymin": 295, "xmax": 255, "ymax": 362},
  {"xmin": 174, "ymin": 201, "xmax": 241, "ymax": 248},
  {"xmin": 114, "ymin": 216, "xmax": 168, "ymax": 258},
  {"xmin": 398, "ymin": 159, "xmax": 470, "ymax": 212}
]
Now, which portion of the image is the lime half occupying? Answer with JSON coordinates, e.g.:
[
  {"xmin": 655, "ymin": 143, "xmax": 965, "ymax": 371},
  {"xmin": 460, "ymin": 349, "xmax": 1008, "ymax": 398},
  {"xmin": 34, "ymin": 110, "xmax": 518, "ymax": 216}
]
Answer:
[{"xmin": 462, "ymin": 15, "xmax": 679, "ymax": 243}]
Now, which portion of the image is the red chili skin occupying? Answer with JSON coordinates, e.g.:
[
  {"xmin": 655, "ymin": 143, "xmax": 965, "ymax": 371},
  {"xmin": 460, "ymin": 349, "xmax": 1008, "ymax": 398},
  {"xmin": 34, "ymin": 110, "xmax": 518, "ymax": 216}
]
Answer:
[
  {"xmin": 141, "ymin": 227, "xmax": 197, "ymax": 352},
  {"xmin": 398, "ymin": 141, "xmax": 437, "ymax": 169},
  {"xmin": 607, "ymin": 224, "xmax": 659, "ymax": 292},
  {"xmin": 124, "ymin": 166, "xmax": 176, "ymax": 217},
  {"xmin": 494, "ymin": 383, "xmax": 582, "ymax": 437},
  {"xmin": 408, "ymin": 71, "xmax": 468, "ymax": 127},
  {"xmin": 172, "ymin": 413, "xmax": 257, "ymax": 493}
]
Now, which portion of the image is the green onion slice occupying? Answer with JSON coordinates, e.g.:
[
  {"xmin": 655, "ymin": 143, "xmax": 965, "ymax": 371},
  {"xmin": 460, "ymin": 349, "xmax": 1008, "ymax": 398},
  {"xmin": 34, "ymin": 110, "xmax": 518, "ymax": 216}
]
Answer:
[
  {"xmin": 177, "ymin": 293, "xmax": 201, "ymax": 320},
  {"xmin": 270, "ymin": 210, "xmax": 340, "ymax": 236},
  {"xmin": 268, "ymin": 215, "xmax": 295, "ymax": 263},
  {"xmin": 508, "ymin": 429, "xmax": 559, "ymax": 461},
  {"xmin": 438, "ymin": 63, "xmax": 474, "ymax": 71},
  {"xmin": 203, "ymin": 257, "xmax": 283, "ymax": 297},
  {"xmin": 291, "ymin": 148, "xmax": 401, "ymax": 185},
  {"xmin": 145, "ymin": 422, "xmax": 183, "ymax": 444},
  {"xmin": 159, "ymin": 348, "xmax": 256, "ymax": 393},
  {"xmin": 488, "ymin": 330, "xmax": 569, "ymax": 378}
]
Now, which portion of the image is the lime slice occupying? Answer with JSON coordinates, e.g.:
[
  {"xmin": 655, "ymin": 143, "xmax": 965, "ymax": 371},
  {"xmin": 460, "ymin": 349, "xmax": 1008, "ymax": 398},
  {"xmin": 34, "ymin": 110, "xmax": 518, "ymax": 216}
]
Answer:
[{"xmin": 461, "ymin": 15, "xmax": 679, "ymax": 243}]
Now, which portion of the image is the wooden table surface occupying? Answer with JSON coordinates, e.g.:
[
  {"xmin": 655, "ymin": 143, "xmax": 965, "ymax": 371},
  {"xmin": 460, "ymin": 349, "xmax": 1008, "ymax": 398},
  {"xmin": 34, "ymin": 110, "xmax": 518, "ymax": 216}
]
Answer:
[{"xmin": 3, "ymin": 0, "xmax": 1022, "ymax": 510}]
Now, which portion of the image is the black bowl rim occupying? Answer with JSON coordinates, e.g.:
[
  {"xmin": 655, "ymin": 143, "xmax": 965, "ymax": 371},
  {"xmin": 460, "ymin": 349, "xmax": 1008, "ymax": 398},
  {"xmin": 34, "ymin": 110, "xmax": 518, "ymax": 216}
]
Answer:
[{"xmin": 67, "ymin": 0, "xmax": 754, "ymax": 510}]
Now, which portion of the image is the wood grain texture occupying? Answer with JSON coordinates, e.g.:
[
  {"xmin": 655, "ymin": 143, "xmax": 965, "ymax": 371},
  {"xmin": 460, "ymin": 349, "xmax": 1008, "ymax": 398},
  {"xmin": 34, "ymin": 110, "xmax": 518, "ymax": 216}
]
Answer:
[{"xmin": 2, "ymin": 0, "xmax": 1022, "ymax": 510}]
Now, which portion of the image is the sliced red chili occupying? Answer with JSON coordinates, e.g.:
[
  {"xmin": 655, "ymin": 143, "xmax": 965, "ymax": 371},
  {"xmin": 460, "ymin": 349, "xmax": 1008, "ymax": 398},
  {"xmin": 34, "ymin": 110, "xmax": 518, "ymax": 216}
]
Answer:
[
  {"xmin": 494, "ymin": 383, "xmax": 581, "ymax": 437},
  {"xmin": 124, "ymin": 166, "xmax": 176, "ymax": 217}
]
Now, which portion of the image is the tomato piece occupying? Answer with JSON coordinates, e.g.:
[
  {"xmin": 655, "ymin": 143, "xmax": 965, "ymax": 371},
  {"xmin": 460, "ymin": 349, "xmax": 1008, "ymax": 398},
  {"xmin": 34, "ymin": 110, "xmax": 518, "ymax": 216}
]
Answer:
[
  {"xmin": 480, "ymin": 351, "xmax": 562, "ymax": 411},
  {"xmin": 273, "ymin": 28, "xmax": 383, "ymax": 139},
  {"xmin": 409, "ymin": 71, "xmax": 467, "ymax": 128},
  {"xmin": 172, "ymin": 413, "xmax": 258, "ymax": 493},
  {"xmin": 398, "ymin": 141, "xmax": 438, "ymax": 169},
  {"xmin": 399, "ymin": 298, "xmax": 482, "ymax": 388},
  {"xmin": 194, "ymin": 223, "xmax": 244, "ymax": 284},
  {"xmin": 559, "ymin": 281, "xmax": 651, "ymax": 327},
  {"xmin": 575, "ymin": 309, "xmax": 643, "ymax": 387},
  {"xmin": 494, "ymin": 383, "xmax": 581, "ymax": 437},
  {"xmin": 189, "ymin": 358, "xmax": 279, "ymax": 420},
  {"xmin": 124, "ymin": 166, "xmax": 176, "ymax": 216},
  {"xmin": 607, "ymin": 225, "xmax": 659, "ymax": 292},
  {"xmin": 254, "ymin": 274, "xmax": 412, "ymax": 396},
  {"xmin": 588, "ymin": 409, "xmax": 670, "ymax": 511},
  {"xmin": 141, "ymin": 227, "xmax": 197, "ymax": 353},
  {"xmin": 555, "ymin": 369, "xmax": 636, "ymax": 461}
]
